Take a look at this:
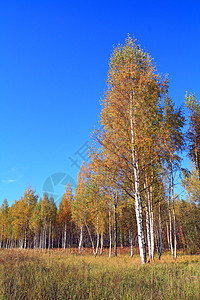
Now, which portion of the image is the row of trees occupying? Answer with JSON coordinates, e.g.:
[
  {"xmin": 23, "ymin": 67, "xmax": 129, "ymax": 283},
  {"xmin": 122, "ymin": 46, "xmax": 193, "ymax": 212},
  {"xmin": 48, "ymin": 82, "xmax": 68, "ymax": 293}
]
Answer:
[
  {"xmin": 0, "ymin": 172, "xmax": 199, "ymax": 259},
  {"xmin": 1, "ymin": 36, "xmax": 199, "ymax": 264}
]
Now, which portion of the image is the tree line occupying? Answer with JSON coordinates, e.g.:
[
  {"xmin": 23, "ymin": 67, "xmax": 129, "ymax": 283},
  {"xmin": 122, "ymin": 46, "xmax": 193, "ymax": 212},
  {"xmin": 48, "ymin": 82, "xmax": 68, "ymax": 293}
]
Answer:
[{"xmin": 0, "ymin": 36, "xmax": 200, "ymax": 264}]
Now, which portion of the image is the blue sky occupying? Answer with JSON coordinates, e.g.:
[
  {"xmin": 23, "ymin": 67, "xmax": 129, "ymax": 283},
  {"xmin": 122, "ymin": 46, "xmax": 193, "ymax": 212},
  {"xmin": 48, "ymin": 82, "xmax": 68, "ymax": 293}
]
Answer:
[{"xmin": 0, "ymin": 1, "xmax": 200, "ymax": 206}]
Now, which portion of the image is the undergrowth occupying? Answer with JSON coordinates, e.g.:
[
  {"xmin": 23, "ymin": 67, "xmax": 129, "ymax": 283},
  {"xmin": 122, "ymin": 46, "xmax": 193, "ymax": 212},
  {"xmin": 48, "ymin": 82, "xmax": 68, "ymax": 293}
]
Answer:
[{"xmin": 0, "ymin": 249, "xmax": 199, "ymax": 299}]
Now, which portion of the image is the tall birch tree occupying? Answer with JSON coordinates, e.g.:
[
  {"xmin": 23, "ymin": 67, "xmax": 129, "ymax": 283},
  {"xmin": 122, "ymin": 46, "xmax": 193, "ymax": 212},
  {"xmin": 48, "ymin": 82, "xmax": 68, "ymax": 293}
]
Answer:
[{"xmin": 96, "ymin": 36, "xmax": 167, "ymax": 264}]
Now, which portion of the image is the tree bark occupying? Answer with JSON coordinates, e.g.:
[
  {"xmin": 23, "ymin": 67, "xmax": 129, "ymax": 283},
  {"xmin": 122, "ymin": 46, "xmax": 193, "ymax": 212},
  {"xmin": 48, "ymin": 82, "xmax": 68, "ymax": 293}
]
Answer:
[
  {"xmin": 64, "ymin": 219, "xmax": 67, "ymax": 250},
  {"xmin": 109, "ymin": 209, "xmax": 112, "ymax": 257},
  {"xmin": 158, "ymin": 201, "xmax": 163, "ymax": 259},
  {"xmin": 85, "ymin": 221, "xmax": 95, "ymax": 255},
  {"xmin": 149, "ymin": 175, "xmax": 154, "ymax": 260},
  {"xmin": 168, "ymin": 181, "xmax": 174, "ymax": 258},
  {"xmin": 130, "ymin": 92, "xmax": 146, "ymax": 264},
  {"xmin": 79, "ymin": 226, "xmax": 83, "ymax": 252},
  {"xmin": 52, "ymin": 226, "xmax": 54, "ymax": 249},
  {"xmin": 24, "ymin": 223, "xmax": 27, "ymax": 249},
  {"xmin": 48, "ymin": 219, "xmax": 51, "ymax": 250},
  {"xmin": 129, "ymin": 230, "xmax": 134, "ymax": 257},
  {"xmin": 119, "ymin": 214, "xmax": 123, "ymax": 248},
  {"xmin": 100, "ymin": 232, "xmax": 103, "ymax": 255},
  {"xmin": 144, "ymin": 180, "xmax": 151, "ymax": 261},
  {"xmin": 94, "ymin": 212, "xmax": 99, "ymax": 257},
  {"xmin": 0, "ymin": 224, "xmax": 4, "ymax": 248},
  {"xmin": 114, "ymin": 202, "xmax": 117, "ymax": 257},
  {"xmin": 171, "ymin": 164, "xmax": 177, "ymax": 259}
]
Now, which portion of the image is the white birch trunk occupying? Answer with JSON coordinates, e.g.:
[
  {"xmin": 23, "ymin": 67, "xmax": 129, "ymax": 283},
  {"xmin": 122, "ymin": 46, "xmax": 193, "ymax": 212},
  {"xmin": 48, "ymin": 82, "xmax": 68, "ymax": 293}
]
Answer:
[
  {"xmin": 109, "ymin": 209, "xmax": 112, "ymax": 257},
  {"xmin": 158, "ymin": 201, "xmax": 163, "ymax": 259},
  {"xmin": 24, "ymin": 224, "xmax": 27, "ymax": 249},
  {"xmin": 44, "ymin": 222, "xmax": 47, "ymax": 250},
  {"xmin": 144, "ymin": 180, "xmax": 151, "ymax": 261},
  {"xmin": 129, "ymin": 230, "xmax": 134, "ymax": 257},
  {"xmin": 166, "ymin": 219, "xmax": 170, "ymax": 249},
  {"xmin": 168, "ymin": 184, "xmax": 174, "ymax": 258},
  {"xmin": 149, "ymin": 179, "xmax": 154, "ymax": 260},
  {"xmin": 52, "ymin": 226, "xmax": 54, "ymax": 249},
  {"xmin": 79, "ymin": 226, "xmax": 83, "ymax": 252},
  {"xmin": 100, "ymin": 232, "xmax": 103, "ymax": 255},
  {"xmin": 39, "ymin": 232, "xmax": 42, "ymax": 249},
  {"xmin": 48, "ymin": 219, "xmax": 51, "ymax": 250},
  {"xmin": 114, "ymin": 202, "xmax": 117, "ymax": 257},
  {"xmin": 171, "ymin": 165, "xmax": 177, "ymax": 259},
  {"xmin": 94, "ymin": 212, "xmax": 99, "ymax": 257},
  {"xmin": 195, "ymin": 138, "xmax": 200, "ymax": 178},
  {"xmin": 130, "ymin": 92, "xmax": 146, "ymax": 264},
  {"xmin": 0, "ymin": 224, "xmax": 3, "ymax": 248},
  {"xmin": 85, "ymin": 221, "xmax": 95, "ymax": 255},
  {"xmin": 64, "ymin": 219, "xmax": 67, "ymax": 250}
]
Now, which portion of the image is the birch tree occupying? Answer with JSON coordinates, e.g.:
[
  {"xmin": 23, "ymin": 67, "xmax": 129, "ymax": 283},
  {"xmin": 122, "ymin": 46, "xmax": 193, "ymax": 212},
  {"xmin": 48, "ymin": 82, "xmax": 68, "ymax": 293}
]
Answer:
[
  {"xmin": 96, "ymin": 36, "xmax": 167, "ymax": 264},
  {"xmin": 162, "ymin": 96, "xmax": 185, "ymax": 259},
  {"xmin": 0, "ymin": 199, "xmax": 9, "ymax": 248},
  {"xmin": 72, "ymin": 162, "xmax": 89, "ymax": 252},
  {"xmin": 58, "ymin": 183, "xmax": 73, "ymax": 249},
  {"xmin": 185, "ymin": 93, "xmax": 200, "ymax": 177}
]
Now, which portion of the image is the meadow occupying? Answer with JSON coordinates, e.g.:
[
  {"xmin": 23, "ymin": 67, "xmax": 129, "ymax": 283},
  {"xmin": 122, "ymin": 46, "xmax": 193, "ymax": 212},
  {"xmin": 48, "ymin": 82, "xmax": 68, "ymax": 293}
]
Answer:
[{"xmin": 0, "ymin": 248, "xmax": 199, "ymax": 299}]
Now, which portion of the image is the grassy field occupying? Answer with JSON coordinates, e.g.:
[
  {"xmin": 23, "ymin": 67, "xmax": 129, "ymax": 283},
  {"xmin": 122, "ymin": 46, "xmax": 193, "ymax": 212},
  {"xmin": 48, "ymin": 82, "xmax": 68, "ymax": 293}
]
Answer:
[{"xmin": 0, "ymin": 248, "xmax": 199, "ymax": 299}]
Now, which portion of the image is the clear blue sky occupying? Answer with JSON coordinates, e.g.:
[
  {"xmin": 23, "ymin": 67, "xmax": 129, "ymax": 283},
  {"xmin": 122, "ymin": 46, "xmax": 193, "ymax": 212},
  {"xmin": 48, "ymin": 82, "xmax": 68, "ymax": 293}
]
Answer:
[{"xmin": 0, "ymin": 0, "xmax": 200, "ymax": 206}]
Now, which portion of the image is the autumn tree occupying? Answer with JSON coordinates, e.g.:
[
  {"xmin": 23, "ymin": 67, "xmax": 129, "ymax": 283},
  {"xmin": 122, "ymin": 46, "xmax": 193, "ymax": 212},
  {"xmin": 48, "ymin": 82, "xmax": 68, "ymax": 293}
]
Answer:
[
  {"xmin": 185, "ymin": 93, "xmax": 200, "ymax": 177},
  {"xmin": 0, "ymin": 199, "xmax": 9, "ymax": 248},
  {"xmin": 29, "ymin": 200, "xmax": 42, "ymax": 248},
  {"xmin": 10, "ymin": 187, "xmax": 38, "ymax": 248},
  {"xmin": 182, "ymin": 164, "xmax": 200, "ymax": 204},
  {"xmin": 40, "ymin": 193, "xmax": 52, "ymax": 249},
  {"xmin": 58, "ymin": 182, "xmax": 73, "ymax": 249},
  {"xmin": 176, "ymin": 198, "xmax": 200, "ymax": 254},
  {"xmin": 162, "ymin": 96, "xmax": 185, "ymax": 259},
  {"xmin": 95, "ymin": 36, "xmax": 170, "ymax": 264},
  {"xmin": 72, "ymin": 162, "xmax": 89, "ymax": 251},
  {"xmin": 89, "ymin": 148, "xmax": 124, "ymax": 257}
]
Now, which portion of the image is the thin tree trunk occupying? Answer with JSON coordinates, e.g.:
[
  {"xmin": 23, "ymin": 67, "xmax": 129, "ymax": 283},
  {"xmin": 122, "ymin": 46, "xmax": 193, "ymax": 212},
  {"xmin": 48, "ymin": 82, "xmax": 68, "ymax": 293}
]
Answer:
[
  {"xmin": 58, "ymin": 231, "xmax": 61, "ymax": 248},
  {"xmin": 24, "ymin": 224, "xmax": 27, "ymax": 249},
  {"xmin": 52, "ymin": 226, "xmax": 54, "ymax": 249},
  {"xmin": 158, "ymin": 201, "xmax": 163, "ymax": 259},
  {"xmin": 85, "ymin": 221, "xmax": 95, "ymax": 255},
  {"xmin": 130, "ymin": 91, "xmax": 146, "ymax": 264},
  {"xmin": 166, "ymin": 219, "xmax": 170, "ymax": 249},
  {"xmin": 144, "ymin": 180, "xmax": 151, "ymax": 261},
  {"xmin": 0, "ymin": 225, "xmax": 4, "ymax": 248},
  {"xmin": 119, "ymin": 214, "xmax": 123, "ymax": 248},
  {"xmin": 94, "ymin": 212, "xmax": 99, "ymax": 257},
  {"xmin": 61, "ymin": 230, "xmax": 64, "ymax": 249},
  {"xmin": 171, "ymin": 165, "xmax": 177, "ymax": 259},
  {"xmin": 149, "ymin": 176, "xmax": 154, "ymax": 260},
  {"xmin": 34, "ymin": 232, "xmax": 36, "ymax": 249},
  {"xmin": 79, "ymin": 226, "xmax": 83, "ymax": 252},
  {"xmin": 39, "ymin": 231, "xmax": 42, "ymax": 249},
  {"xmin": 64, "ymin": 219, "xmax": 67, "ymax": 250},
  {"xmin": 129, "ymin": 230, "xmax": 133, "ymax": 257},
  {"xmin": 195, "ymin": 138, "xmax": 200, "ymax": 178},
  {"xmin": 155, "ymin": 229, "xmax": 159, "ymax": 252},
  {"xmin": 48, "ymin": 219, "xmax": 51, "ymax": 250},
  {"xmin": 100, "ymin": 232, "xmax": 103, "ymax": 255},
  {"xmin": 44, "ymin": 219, "xmax": 47, "ymax": 250},
  {"xmin": 168, "ymin": 181, "xmax": 174, "ymax": 258},
  {"xmin": 114, "ymin": 202, "xmax": 117, "ymax": 257},
  {"xmin": 109, "ymin": 209, "xmax": 112, "ymax": 257}
]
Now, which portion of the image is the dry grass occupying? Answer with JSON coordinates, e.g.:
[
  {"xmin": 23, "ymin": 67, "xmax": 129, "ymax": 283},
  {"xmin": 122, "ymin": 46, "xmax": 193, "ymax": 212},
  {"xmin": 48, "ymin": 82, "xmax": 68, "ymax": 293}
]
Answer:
[{"xmin": 0, "ymin": 248, "xmax": 199, "ymax": 299}]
